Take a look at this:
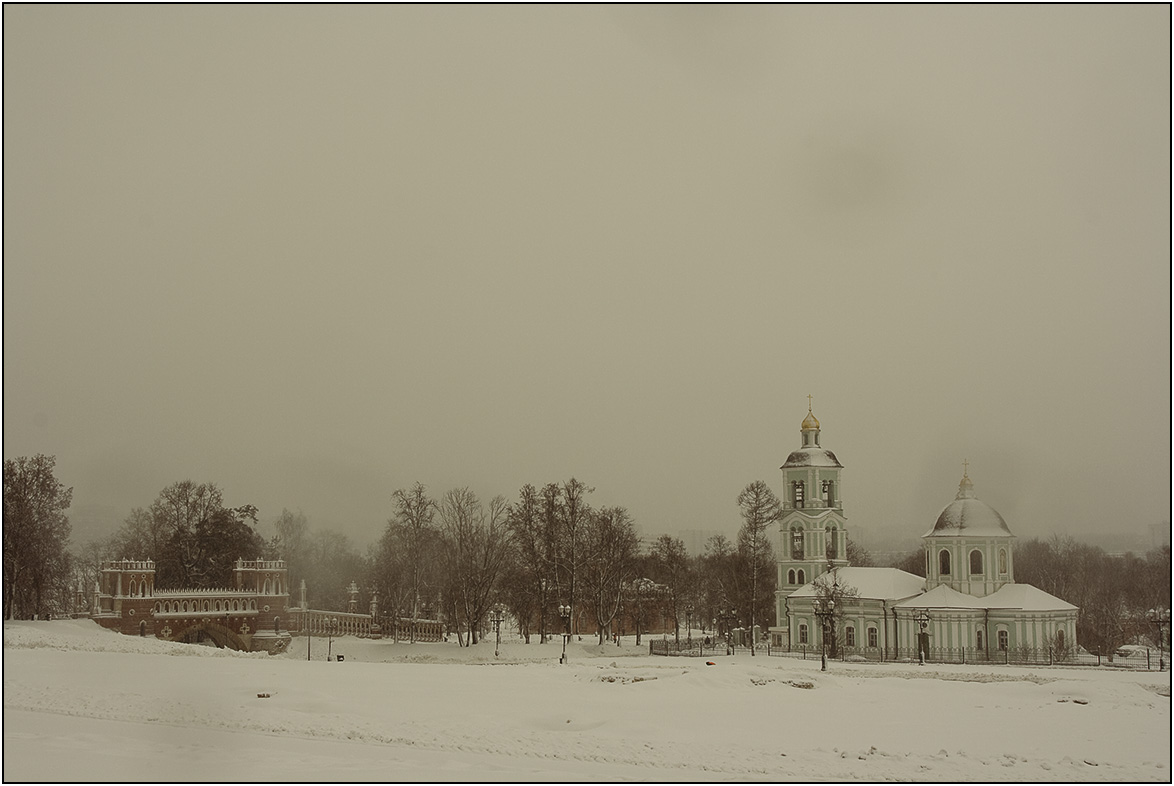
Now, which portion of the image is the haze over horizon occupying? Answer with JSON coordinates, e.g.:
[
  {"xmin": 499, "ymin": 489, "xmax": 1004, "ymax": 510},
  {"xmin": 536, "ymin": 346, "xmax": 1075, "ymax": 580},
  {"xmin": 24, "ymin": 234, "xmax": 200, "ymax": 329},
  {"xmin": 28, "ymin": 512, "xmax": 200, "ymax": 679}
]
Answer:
[{"xmin": 5, "ymin": 6, "xmax": 1169, "ymax": 556}]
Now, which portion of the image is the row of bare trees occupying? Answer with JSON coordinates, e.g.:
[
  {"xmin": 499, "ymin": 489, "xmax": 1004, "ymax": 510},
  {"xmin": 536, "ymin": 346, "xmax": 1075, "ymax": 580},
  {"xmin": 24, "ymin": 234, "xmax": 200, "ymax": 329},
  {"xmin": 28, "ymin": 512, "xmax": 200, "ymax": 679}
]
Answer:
[
  {"xmin": 368, "ymin": 479, "xmax": 641, "ymax": 646},
  {"xmin": 1015, "ymin": 536, "xmax": 1170, "ymax": 656}
]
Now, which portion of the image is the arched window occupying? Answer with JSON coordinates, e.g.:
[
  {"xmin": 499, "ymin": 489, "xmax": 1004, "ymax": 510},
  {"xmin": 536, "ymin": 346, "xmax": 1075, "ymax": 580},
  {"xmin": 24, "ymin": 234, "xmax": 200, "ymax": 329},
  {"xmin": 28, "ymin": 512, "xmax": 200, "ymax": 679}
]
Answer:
[
  {"xmin": 845, "ymin": 625, "xmax": 856, "ymax": 648},
  {"xmin": 263, "ymin": 578, "xmax": 271, "ymax": 595},
  {"xmin": 939, "ymin": 549, "xmax": 951, "ymax": 576},
  {"xmin": 250, "ymin": 600, "xmax": 257, "ymax": 610},
  {"xmin": 787, "ymin": 569, "xmax": 796, "ymax": 585},
  {"xmin": 821, "ymin": 479, "xmax": 835, "ymax": 507},
  {"xmin": 154, "ymin": 602, "xmax": 161, "ymax": 614},
  {"xmin": 182, "ymin": 601, "xmax": 189, "ymax": 612},
  {"xmin": 997, "ymin": 629, "xmax": 1008, "ymax": 651},
  {"xmin": 797, "ymin": 569, "xmax": 806, "ymax": 585},
  {"xmin": 925, "ymin": 549, "xmax": 930, "ymax": 576},
  {"xmin": 214, "ymin": 600, "xmax": 220, "ymax": 612},
  {"xmin": 1055, "ymin": 629, "xmax": 1065, "ymax": 650},
  {"xmin": 129, "ymin": 580, "xmax": 137, "ymax": 597},
  {"xmin": 969, "ymin": 550, "xmax": 983, "ymax": 575},
  {"xmin": 275, "ymin": 616, "xmax": 281, "ymax": 634},
  {"xmin": 798, "ymin": 623, "xmax": 809, "ymax": 645},
  {"xmin": 998, "ymin": 549, "xmax": 1007, "ymax": 575},
  {"xmin": 826, "ymin": 526, "xmax": 838, "ymax": 560},
  {"xmin": 867, "ymin": 627, "xmax": 878, "ymax": 648},
  {"xmin": 792, "ymin": 481, "xmax": 805, "ymax": 508},
  {"xmin": 790, "ymin": 528, "xmax": 803, "ymax": 559},
  {"xmin": 232, "ymin": 600, "xmax": 239, "ymax": 611},
  {"xmin": 976, "ymin": 628, "xmax": 984, "ymax": 651},
  {"xmin": 139, "ymin": 621, "xmax": 147, "ymax": 637}
]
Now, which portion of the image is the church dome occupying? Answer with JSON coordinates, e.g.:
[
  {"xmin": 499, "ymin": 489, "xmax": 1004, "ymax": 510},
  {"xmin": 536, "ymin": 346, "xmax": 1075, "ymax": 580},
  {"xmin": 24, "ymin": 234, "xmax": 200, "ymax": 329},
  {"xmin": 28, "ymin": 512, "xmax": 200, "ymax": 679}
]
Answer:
[
  {"xmin": 801, "ymin": 410, "xmax": 820, "ymax": 430},
  {"xmin": 782, "ymin": 448, "xmax": 843, "ymax": 469},
  {"xmin": 925, "ymin": 474, "xmax": 1013, "ymax": 537}
]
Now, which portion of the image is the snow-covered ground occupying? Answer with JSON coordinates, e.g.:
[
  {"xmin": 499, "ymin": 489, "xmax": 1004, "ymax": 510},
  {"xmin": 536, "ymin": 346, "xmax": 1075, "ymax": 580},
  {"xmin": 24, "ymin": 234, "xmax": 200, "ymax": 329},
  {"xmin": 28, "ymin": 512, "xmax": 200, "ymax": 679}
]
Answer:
[{"xmin": 4, "ymin": 619, "xmax": 1170, "ymax": 782}]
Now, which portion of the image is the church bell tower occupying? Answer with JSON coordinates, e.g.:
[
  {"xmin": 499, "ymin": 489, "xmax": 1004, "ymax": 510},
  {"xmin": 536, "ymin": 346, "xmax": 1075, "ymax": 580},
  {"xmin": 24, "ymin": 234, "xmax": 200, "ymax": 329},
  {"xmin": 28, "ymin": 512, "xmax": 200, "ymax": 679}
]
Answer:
[{"xmin": 777, "ymin": 398, "xmax": 848, "ymax": 591}]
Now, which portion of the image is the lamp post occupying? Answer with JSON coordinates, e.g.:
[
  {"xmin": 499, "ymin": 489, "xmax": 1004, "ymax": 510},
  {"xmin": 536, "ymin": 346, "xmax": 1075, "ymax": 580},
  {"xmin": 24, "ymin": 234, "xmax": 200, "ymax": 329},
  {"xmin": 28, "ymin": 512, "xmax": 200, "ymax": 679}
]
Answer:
[
  {"xmin": 686, "ymin": 604, "xmax": 694, "ymax": 646},
  {"xmin": 914, "ymin": 609, "xmax": 931, "ymax": 666},
  {"xmin": 490, "ymin": 606, "xmax": 505, "ymax": 658},
  {"xmin": 813, "ymin": 598, "xmax": 835, "ymax": 672},
  {"xmin": 1147, "ymin": 608, "xmax": 1171, "ymax": 671},
  {"xmin": 539, "ymin": 578, "xmax": 547, "ymax": 644},
  {"xmin": 327, "ymin": 616, "xmax": 338, "ymax": 661},
  {"xmin": 559, "ymin": 604, "xmax": 571, "ymax": 663}
]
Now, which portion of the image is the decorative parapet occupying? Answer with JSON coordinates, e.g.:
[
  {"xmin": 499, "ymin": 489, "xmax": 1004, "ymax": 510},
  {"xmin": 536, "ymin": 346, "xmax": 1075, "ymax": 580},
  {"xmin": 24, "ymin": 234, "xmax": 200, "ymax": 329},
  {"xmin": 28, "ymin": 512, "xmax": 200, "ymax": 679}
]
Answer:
[
  {"xmin": 102, "ymin": 560, "xmax": 155, "ymax": 572},
  {"xmin": 153, "ymin": 588, "xmax": 272, "ymax": 597},
  {"xmin": 234, "ymin": 559, "xmax": 287, "ymax": 571}
]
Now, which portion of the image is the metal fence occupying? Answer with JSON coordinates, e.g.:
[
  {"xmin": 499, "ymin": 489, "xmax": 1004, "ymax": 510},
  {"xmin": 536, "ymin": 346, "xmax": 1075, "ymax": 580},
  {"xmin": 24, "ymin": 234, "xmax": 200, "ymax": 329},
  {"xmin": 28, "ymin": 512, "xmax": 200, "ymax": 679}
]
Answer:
[
  {"xmin": 649, "ymin": 638, "xmax": 729, "ymax": 657},
  {"xmin": 765, "ymin": 644, "xmax": 1170, "ymax": 670}
]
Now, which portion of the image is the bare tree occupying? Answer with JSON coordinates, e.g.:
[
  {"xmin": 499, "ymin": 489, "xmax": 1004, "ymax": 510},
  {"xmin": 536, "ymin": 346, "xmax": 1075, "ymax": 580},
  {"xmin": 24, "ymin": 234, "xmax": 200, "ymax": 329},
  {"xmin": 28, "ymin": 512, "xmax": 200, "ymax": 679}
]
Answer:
[
  {"xmin": 580, "ymin": 506, "xmax": 640, "ymax": 644},
  {"xmin": 504, "ymin": 484, "xmax": 550, "ymax": 642},
  {"xmin": 548, "ymin": 478, "xmax": 593, "ymax": 635},
  {"xmin": 736, "ymin": 480, "xmax": 781, "ymax": 651},
  {"xmin": 701, "ymin": 533, "xmax": 742, "ymax": 631},
  {"xmin": 438, "ymin": 488, "xmax": 511, "ymax": 646},
  {"xmin": 810, "ymin": 570, "xmax": 860, "ymax": 658},
  {"xmin": 4, "ymin": 455, "xmax": 73, "ymax": 619},
  {"xmin": 649, "ymin": 534, "xmax": 691, "ymax": 641},
  {"xmin": 387, "ymin": 483, "xmax": 439, "ymax": 642},
  {"xmin": 622, "ymin": 575, "xmax": 659, "ymax": 646}
]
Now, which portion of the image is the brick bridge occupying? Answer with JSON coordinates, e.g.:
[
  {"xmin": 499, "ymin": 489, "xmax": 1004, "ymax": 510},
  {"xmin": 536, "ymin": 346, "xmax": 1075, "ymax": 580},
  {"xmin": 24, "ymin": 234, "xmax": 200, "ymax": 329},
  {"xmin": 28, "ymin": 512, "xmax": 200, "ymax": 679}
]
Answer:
[{"xmin": 92, "ymin": 558, "xmax": 293, "ymax": 653}]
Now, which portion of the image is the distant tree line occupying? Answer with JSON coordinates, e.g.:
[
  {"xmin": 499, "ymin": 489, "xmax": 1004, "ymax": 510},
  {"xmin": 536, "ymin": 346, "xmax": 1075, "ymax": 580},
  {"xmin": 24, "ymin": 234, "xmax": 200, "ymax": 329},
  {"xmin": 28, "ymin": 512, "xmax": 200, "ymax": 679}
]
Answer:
[
  {"xmin": 0, "ymin": 457, "xmax": 829, "ymax": 643},
  {"xmin": 16, "ymin": 452, "xmax": 1159, "ymax": 657}
]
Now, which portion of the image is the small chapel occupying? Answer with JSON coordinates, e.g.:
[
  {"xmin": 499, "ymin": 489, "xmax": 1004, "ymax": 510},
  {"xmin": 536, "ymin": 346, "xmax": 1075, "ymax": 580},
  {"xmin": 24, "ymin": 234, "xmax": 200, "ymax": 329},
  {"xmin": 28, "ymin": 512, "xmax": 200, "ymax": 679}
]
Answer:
[{"xmin": 768, "ymin": 403, "xmax": 1078, "ymax": 662}]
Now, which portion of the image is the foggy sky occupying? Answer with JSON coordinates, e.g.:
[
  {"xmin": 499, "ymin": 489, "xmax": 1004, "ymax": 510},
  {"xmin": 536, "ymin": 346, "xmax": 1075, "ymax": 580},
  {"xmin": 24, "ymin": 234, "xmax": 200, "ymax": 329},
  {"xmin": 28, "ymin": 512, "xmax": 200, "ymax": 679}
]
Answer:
[{"xmin": 4, "ymin": 5, "xmax": 1170, "ymax": 554}]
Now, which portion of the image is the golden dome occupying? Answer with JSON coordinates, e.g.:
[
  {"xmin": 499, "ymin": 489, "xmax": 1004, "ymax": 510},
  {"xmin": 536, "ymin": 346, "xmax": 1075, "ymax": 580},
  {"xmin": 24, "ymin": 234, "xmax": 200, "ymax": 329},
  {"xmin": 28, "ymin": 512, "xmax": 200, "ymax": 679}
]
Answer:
[{"xmin": 801, "ymin": 409, "xmax": 820, "ymax": 430}]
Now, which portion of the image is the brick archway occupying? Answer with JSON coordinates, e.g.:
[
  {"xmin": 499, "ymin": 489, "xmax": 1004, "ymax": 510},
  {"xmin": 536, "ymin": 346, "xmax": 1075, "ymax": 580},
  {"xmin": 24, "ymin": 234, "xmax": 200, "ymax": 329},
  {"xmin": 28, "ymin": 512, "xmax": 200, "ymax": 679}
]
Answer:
[{"xmin": 177, "ymin": 620, "xmax": 248, "ymax": 651}]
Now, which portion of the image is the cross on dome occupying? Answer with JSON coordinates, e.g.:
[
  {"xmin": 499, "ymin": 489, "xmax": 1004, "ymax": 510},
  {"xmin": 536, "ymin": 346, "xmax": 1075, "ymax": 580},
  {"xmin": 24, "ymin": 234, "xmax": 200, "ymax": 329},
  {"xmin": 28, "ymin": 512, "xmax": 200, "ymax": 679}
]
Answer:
[
  {"xmin": 801, "ymin": 396, "xmax": 820, "ymax": 430},
  {"xmin": 957, "ymin": 460, "xmax": 976, "ymax": 499}
]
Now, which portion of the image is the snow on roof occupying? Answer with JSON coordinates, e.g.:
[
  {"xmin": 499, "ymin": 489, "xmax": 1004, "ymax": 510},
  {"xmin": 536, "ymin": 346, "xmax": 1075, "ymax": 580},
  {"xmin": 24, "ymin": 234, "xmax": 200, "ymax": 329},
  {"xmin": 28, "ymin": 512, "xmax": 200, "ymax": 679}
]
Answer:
[
  {"xmin": 893, "ymin": 582, "xmax": 1078, "ymax": 612},
  {"xmin": 984, "ymin": 583, "xmax": 1077, "ymax": 611},
  {"xmin": 789, "ymin": 567, "xmax": 925, "ymax": 601},
  {"xmin": 781, "ymin": 448, "xmax": 843, "ymax": 468},
  {"xmin": 892, "ymin": 583, "xmax": 989, "ymax": 609}
]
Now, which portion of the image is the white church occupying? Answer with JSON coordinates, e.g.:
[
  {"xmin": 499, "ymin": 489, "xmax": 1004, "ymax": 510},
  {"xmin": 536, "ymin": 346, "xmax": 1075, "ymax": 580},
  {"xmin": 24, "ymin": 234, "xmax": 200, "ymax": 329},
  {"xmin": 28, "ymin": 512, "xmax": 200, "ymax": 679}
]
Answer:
[{"xmin": 768, "ymin": 404, "xmax": 1078, "ymax": 662}]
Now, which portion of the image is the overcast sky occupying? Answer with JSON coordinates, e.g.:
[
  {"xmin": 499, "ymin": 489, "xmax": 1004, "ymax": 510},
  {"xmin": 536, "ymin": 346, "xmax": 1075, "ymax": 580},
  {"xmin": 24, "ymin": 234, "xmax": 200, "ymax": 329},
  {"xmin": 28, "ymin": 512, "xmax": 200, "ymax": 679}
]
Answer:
[{"xmin": 4, "ymin": 5, "xmax": 1170, "ymax": 555}]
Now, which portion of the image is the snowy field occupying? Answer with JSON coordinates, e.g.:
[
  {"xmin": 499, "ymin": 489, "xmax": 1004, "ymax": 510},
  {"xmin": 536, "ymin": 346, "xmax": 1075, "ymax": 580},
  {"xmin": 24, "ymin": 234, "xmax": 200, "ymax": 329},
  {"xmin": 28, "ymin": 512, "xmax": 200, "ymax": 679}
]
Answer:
[{"xmin": 4, "ymin": 620, "xmax": 1170, "ymax": 782}]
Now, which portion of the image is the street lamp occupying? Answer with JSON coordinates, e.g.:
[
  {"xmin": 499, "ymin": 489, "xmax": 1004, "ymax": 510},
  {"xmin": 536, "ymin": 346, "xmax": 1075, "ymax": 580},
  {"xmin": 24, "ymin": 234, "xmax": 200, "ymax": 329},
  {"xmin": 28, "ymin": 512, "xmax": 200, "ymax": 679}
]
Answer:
[
  {"xmin": 540, "ymin": 578, "xmax": 548, "ymax": 644},
  {"xmin": 813, "ymin": 598, "xmax": 835, "ymax": 672},
  {"xmin": 490, "ymin": 606, "xmax": 505, "ymax": 658},
  {"xmin": 559, "ymin": 604, "xmax": 571, "ymax": 664},
  {"xmin": 914, "ymin": 609, "xmax": 931, "ymax": 666},
  {"xmin": 1147, "ymin": 608, "xmax": 1171, "ymax": 671},
  {"xmin": 686, "ymin": 604, "xmax": 694, "ymax": 645},
  {"xmin": 327, "ymin": 616, "xmax": 339, "ymax": 661}
]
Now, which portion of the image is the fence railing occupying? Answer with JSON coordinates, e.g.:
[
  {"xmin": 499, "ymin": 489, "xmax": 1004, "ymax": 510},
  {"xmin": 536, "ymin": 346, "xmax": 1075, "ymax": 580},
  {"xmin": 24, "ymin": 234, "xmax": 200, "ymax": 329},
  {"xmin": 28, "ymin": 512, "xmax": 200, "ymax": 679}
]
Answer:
[
  {"xmin": 649, "ymin": 638, "xmax": 728, "ymax": 657},
  {"xmin": 765, "ymin": 644, "xmax": 1170, "ymax": 670}
]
